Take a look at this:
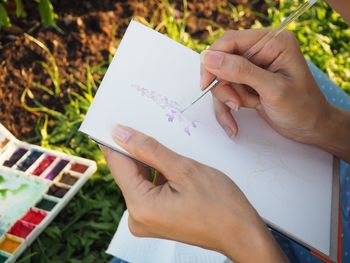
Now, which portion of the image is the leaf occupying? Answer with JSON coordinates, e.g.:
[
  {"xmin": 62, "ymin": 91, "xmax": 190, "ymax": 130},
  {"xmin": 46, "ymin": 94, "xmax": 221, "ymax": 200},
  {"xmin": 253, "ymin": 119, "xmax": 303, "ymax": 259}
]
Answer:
[
  {"xmin": 38, "ymin": 0, "xmax": 62, "ymax": 32},
  {"xmin": 0, "ymin": 3, "xmax": 11, "ymax": 29},
  {"xmin": 15, "ymin": 0, "xmax": 26, "ymax": 18},
  {"xmin": 38, "ymin": 0, "xmax": 55, "ymax": 26},
  {"xmin": 45, "ymin": 225, "xmax": 62, "ymax": 239}
]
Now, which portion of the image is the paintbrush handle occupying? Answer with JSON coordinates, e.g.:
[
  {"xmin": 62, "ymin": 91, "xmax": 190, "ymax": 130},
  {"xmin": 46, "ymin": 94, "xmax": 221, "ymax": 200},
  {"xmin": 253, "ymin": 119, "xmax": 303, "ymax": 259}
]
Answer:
[
  {"xmin": 181, "ymin": 0, "xmax": 317, "ymax": 113},
  {"xmin": 244, "ymin": 0, "xmax": 314, "ymax": 59}
]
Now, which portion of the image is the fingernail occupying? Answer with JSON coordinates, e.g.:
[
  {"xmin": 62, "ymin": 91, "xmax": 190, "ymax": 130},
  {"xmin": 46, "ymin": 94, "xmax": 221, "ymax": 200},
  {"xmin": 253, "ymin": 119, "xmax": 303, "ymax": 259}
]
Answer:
[
  {"xmin": 200, "ymin": 78, "xmax": 206, "ymax": 90},
  {"xmin": 226, "ymin": 101, "xmax": 240, "ymax": 112},
  {"xmin": 223, "ymin": 125, "xmax": 236, "ymax": 138},
  {"xmin": 199, "ymin": 50, "xmax": 207, "ymax": 64},
  {"xmin": 113, "ymin": 125, "xmax": 131, "ymax": 143},
  {"xmin": 200, "ymin": 67, "xmax": 206, "ymax": 89},
  {"xmin": 201, "ymin": 50, "xmax": 224, "ymax": 69}
]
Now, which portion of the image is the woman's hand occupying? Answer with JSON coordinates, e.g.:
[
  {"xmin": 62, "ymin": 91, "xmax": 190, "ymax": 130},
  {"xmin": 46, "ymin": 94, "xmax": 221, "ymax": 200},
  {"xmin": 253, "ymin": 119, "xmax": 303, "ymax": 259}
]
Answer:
[
  {"xmin": 201, "ymin": 29, "xmax": 350, "ymax": 162},
  {"xmin": 102, "ymin": 124, "xmax": 288, "ymax": 263},
  {"xmin": 325, "ymin": 0, "xmax": 350, "ymax": 24},
  {"xmin": 201, "ymin": 29, "xmax": 330, "ymax": 142}
]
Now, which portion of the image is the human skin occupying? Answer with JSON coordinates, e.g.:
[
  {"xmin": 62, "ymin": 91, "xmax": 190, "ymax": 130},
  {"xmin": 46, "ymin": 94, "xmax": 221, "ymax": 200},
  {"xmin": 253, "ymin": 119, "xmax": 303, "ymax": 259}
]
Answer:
[
  {"xmin": 103, "ymin": 11, "xmax": 350, "ymax": 262},
  {"xmin": 325, "ymin": 0, "xmax": 350, "ymax": 24},
  {"xmin": 101, "ymin": 126, "xmax": 289, "ymax": 263},
  {"xmin": 201, "ymin": 30, "xmax": 350, "ymax": 163}
]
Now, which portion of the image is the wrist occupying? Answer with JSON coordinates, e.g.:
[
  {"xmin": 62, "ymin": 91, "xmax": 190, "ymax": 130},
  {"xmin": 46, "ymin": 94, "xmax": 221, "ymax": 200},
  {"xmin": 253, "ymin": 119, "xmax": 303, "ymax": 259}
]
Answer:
[
  {"xmin": 309, "ymin": 104, "xmax": 350, "ymax": 162},
  {"xmin": 221, "ymin": 212, "xmax": 288, "ymax": 263}
]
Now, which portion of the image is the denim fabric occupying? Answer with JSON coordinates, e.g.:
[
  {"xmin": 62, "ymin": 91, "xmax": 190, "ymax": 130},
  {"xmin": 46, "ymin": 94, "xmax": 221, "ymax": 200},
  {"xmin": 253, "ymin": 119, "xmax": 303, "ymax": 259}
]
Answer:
[{"xmin": 272, "ymin": 61, "xmax": 350, "ymax": 263}]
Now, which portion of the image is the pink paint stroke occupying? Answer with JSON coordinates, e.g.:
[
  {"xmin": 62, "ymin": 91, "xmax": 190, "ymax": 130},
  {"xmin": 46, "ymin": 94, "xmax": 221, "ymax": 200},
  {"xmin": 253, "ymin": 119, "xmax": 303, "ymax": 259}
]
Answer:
[{"xmin": 132, "ymin": 84, "xmax": 198, "ymax": 136}]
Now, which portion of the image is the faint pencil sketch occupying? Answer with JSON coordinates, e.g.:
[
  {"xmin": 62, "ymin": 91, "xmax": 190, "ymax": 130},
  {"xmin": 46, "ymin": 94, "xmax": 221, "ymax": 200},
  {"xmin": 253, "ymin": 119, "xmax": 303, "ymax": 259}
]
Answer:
[
  {"xmin": 238, "ymin": 121, "xmax": 308, "ymax": 194},
  {"xmin": 132, "ymin": 84, "xmax": 198, "ymax": 136}
]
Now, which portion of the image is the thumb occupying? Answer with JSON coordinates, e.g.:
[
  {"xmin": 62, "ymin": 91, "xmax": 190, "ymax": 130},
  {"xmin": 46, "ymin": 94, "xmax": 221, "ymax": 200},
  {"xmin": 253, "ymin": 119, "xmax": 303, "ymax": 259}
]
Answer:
[
  {"xmin": 112, "ymin": 124, "xmax": 181, "ymax": 181},
  {"xmin": 201, "ymin": 50, "xmax": 275, "ymax": 97},
  {"xmin": 101, "ymin": 145, "xmax": 153, "ymax": 201}
]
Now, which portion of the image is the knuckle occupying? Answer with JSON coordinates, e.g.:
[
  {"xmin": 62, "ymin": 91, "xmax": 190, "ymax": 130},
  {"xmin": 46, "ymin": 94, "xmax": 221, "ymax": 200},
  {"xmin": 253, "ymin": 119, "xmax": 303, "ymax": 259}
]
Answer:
[
  {"xmin": 282, "ymin": 30, "xmax": 295, "ymax": 40},
  {"xmin": 180, "ymin": 158, "xmax": 200, "ymax": 177},
  {"xmin": 271, "ymin": 75, "xmax": 289, "ymax": 101},
  {"xmin": 135, "ymin": 136, "xmax": 159, "ymax": 158},
  {"xmin": 211, "ymin": 84, "xmax": 227, "ymax": 100},
  {"xmin": 222, "ymin": 30, "xmax": 237, "ymax": 40},
  {"xmin": 232, "ymin": 58, "xmax": 252, "ymax": 78},
  {"xmin": 211, "ymin": 30, "xmax": 238, "ymax": 50},
  {"xmin": 281, "ymin": 30, "xmax": 299, "ymax": 47}
]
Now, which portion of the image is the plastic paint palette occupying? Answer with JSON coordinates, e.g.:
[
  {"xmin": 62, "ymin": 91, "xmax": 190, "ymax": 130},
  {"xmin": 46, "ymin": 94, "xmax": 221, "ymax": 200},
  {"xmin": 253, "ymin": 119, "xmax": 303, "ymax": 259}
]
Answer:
[{"xmin": 0, "ymin": 124, "xmax": 97, "ymax": 262}]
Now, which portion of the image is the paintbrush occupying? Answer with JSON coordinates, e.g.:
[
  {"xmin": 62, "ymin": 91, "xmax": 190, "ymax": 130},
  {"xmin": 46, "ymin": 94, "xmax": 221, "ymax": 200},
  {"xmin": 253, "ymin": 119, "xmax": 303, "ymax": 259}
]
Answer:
[{"xmin": 180, "ymin": 0, "xmax": 318, "ymax": 113}]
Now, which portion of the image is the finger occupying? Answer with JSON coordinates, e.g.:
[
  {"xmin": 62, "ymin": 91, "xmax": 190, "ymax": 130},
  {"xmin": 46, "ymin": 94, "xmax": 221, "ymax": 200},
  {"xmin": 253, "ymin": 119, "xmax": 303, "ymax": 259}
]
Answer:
[
  {"xmin": 100, "ymin": 145, "xmax": 153, "ymax": 200},
  {"xmin": 101, "ymin": 145, "xmax": 149, "ymax": 180},
  {"xmin": 209, "ymin": 29, "xmax": 269, "ymax": 55},
  {"xmin": 112, "ymin": 125, "xmax": 182, "ymax": 181},
  {"xmin": 200, "ymin": 29, "xmax": 268, "ymax": 90},
  {"xmin": 201, "ymin": 50, "xmax": 276, "ymax": 97},
  {"xmin": 213, "ymin": 97, "xmax": 238, "ymax": 138},
  {"xmin": 255, "ymin": 104, "xmax": 280, "ymax": 133},
  {"xmin": 248, "ymin": 36, "xmax": 285, "ymax": 68},
  {"xmin": 230, "ymin": 83, "xmax": 260, "ymax": 109},
  {"xmin": 200, "ymin": 62, "xmax": 215, "ymax": 90},
  {"xmin": 206, "ymin": 76, "xmax": 259, "ymax": 110},
  {"xmin": 207, "ymin": 29, "xmax": 292, "ymax": 68},
  {"xmin": 249, "ymin": 30, "xmax": 299, "ymax": 70},
  {"xmin": 211, "ymin": 82, "xmax": 241, "ymax": 111}
]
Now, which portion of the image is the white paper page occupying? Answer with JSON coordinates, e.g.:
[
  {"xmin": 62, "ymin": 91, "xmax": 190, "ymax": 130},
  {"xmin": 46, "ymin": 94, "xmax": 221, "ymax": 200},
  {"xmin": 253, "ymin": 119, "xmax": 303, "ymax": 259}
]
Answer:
[
  {"xmin": 80, "ymin": 21, "xmax": 334, "ymax": 256},
  {"xmin": 106, "ymin": 211, "xmax": 228, "ymax": 263}
]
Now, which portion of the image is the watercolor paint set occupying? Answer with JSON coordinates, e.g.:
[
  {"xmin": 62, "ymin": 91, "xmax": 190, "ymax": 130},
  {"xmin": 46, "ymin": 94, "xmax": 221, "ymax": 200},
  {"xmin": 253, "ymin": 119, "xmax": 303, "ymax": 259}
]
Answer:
[{"xmin": 0, "ymin": 124, "xmax": 97, "ymax": 263}]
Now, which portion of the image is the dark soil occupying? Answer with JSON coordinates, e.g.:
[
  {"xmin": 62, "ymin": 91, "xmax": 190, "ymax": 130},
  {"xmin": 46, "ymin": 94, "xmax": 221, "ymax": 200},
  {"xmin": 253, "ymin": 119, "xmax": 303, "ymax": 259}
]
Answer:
[{"xmin": 0, "ymin": 0, "xmax": 267, "ymax": 139}]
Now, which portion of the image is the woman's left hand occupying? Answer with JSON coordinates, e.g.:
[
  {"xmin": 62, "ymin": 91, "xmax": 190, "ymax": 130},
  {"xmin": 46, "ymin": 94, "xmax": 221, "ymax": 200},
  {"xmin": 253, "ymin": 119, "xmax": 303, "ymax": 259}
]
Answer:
[{"xmin": 102, "ymin": 124, "xmax": 288, "ymax": 263}]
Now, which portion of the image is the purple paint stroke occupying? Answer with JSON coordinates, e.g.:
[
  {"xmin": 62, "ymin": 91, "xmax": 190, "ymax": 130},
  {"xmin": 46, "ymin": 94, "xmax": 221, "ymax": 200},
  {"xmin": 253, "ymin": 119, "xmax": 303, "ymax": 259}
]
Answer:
[
  {"xmin": 132, "ymin": 84, "xmax": 198, "ymax": 136},
  {"xmin": 166, "ymin": 113, "xmax": 175, "ymax": 122}
]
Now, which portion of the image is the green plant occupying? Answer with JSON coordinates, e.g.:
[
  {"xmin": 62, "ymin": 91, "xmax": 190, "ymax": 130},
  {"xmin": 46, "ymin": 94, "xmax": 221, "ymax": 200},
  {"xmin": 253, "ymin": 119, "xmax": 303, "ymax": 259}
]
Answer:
[
  {"xmin": 20, "ymin": 33, "xmax": 64, "ymax": 123},
  {"xmin": 0, "ymin": 3, "xmax": 11, "ymax": 28},
  {"xmin": 19, "ymin": 61, "xmax": 122, "ymax": 262},
  {"xmin": 252, "ymin": 0, "xmax": 350, "ymax": 93},
  {"xmin": 135, "ymin": 0, "xmax": 350, "ymax": 95},
  {"xmin": 0, "ymin": 0, "xmax": 61, "ymax": 31},
  {"xmin": 25, "ymin": 33, "xmax": 62, "ymax": 96},
  {"xmin": 17, "ymin": 0, "xmax": 349, "ymax": 261},
  {"xmin": 134, "ymin": 0, "xmax": 224, "ymax": 52}
]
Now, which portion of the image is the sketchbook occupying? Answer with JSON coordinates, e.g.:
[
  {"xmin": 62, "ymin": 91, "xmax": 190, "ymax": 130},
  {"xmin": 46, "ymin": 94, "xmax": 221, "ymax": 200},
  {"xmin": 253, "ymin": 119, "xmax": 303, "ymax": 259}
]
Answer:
[{"xmin": 80, "ymin": 21, "xmax": 339, "ymax": 262}]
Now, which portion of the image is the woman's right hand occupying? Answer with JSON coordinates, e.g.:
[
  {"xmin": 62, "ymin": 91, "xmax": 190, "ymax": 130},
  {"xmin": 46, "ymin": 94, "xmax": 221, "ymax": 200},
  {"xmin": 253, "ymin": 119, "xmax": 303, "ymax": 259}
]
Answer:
[
  {"xmin": 201, "ymin": 29, "xmax": 331, "ymax": 144},
  {"xmin": 201, "ymin": 29, "xmax": 350, "ymax": 162}
]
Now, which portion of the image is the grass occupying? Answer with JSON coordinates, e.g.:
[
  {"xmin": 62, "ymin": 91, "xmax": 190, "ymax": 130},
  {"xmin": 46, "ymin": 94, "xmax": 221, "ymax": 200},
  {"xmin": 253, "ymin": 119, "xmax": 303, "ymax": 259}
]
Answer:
[
  {"xmin": 0, "ymin": 0, "xmax": 61, "ymax": 31},
  {"xmin": 263, "ymin": 0, "xmax": 350, "ymax": 93},
  {"xmin": 17, "ymin": 0, "xmax": 349, "ymax": 262},
  {"xmin": 19, "ymin": 60, "xmax": 124, "ymax": 262},
  {"xmin": 24, "ymin": 33, "xmax": 61, "ymax": 97}
]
